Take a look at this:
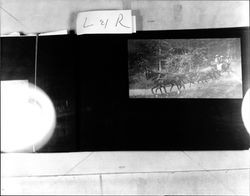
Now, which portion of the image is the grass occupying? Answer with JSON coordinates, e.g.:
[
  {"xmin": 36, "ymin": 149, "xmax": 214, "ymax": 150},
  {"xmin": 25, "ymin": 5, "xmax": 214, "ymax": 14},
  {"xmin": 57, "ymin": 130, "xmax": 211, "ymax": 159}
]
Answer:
[{"xmin": 129, "ymin": 77, "xmax": 242, "ymax": 99}]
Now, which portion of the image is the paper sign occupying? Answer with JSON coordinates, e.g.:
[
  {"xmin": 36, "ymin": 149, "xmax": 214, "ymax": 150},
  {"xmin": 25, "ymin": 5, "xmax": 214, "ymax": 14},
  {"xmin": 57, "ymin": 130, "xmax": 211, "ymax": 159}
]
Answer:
[{"xmin": 76, "ymin": 10, "xmax": 134, "ymax": 35}]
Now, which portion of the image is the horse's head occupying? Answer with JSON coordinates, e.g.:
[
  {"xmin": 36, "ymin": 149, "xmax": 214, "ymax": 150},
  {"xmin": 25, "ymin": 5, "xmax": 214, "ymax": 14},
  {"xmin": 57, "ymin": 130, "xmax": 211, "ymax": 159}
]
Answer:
[{"xmin": 144, "ymin": 68, "xmax": 154, "ymax": 80}]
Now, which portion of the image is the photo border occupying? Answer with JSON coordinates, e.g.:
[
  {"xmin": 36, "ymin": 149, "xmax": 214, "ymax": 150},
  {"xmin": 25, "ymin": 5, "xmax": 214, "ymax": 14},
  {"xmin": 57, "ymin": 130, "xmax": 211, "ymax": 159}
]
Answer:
[{"xmin": 126, "ymin": 27, "xmax": 250, "ymax": 97}]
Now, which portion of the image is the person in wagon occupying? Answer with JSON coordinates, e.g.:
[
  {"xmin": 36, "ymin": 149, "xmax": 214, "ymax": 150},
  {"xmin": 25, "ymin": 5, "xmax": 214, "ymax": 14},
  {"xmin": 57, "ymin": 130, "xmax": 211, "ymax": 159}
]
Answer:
[
  {"xmin": 212, "ymin": 55, "xmax": 219, "ymax": 68},
  {"xmin": 215, "ymin": 55, "xmax": 223, "ymax": 71},
  {"xmin": 214, "ymin": 55, "xmax": 219, "ymax": 64},
  {"xmin": 219, "ymin": 55, "xmax": 224, "ymax": 63},
  {"xmin": 225, "ymin": 55, "xmax": 231, "ymax": 64}
]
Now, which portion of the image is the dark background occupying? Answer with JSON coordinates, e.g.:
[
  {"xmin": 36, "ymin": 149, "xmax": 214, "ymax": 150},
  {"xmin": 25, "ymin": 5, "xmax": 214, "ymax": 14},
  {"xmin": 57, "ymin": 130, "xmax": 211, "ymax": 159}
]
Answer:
[
  {"xmin": 1, "ymin": 35, "xmax": 78, "ymax": 152},
  {"xmin": 1, "ymin": 27, "xmax": 250, "ymax": 151},
  {"xmin": 36, "ymin": 35, "xmax": 77, "ymax": 151}
]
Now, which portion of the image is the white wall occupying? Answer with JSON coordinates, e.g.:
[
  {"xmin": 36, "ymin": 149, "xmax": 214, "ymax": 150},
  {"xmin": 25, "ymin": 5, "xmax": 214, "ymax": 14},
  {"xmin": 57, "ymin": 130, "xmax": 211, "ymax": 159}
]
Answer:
[
  {"xmin": 2, "ymin": 151, "xmax": 249, "ymax": 195},
  {"xmin": 1, "ymin": 0, "xmax": 249, "ymax": 34},
  {"xmin": 1, "ymin": 1, "xmax": 249, "ymax": 195}
]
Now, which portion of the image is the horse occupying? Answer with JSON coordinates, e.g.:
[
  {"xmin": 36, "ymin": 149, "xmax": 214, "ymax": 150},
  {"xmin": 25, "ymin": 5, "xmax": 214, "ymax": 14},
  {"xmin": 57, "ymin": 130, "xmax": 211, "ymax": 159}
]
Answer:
[
  {"xmin": 144, "ymin": 68, "xmax": 165, "ymax": 81},
  {"xmin": 144, "ymin": 68, "xmax": 183, "ymax": 94},
  {"xmin": 177, "ymin": 72, "xmax": 198, "ymax": 88},
  {"xmin": 196, "ymin": 72, "xmax": 211, "ymax": 83},
  {"xmin": 221, "ymin": 62, "xmax": 232, "ymax": 75},
  {"xmin": 144, "ymin": 69, "xmax": 185, "ymax": 94},
  {"xmin": 197, "ymin": 66, "xmax": 221, "ymax": 81},
  {"xmin": 151, "ymin": 75, "xmax": 185, "ymax": 95}
]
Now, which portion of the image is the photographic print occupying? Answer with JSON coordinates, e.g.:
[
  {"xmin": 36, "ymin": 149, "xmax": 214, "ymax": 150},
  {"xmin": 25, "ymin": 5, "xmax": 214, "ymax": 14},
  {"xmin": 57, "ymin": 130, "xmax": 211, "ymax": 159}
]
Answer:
[{"xmin": 128, "ymin": 38, "xmax": 243, "ymax": 98}]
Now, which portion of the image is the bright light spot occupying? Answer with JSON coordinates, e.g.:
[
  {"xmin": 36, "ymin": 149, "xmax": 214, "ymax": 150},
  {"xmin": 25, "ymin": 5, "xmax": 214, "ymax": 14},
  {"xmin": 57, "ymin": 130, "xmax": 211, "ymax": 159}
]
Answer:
[
  {"xmin": 242, "ymin": 88, "xmax": 250, "ymax": 134},
  {"xmin": 1, "ymin": 80, "xmax": 56, "ymax": 152}
]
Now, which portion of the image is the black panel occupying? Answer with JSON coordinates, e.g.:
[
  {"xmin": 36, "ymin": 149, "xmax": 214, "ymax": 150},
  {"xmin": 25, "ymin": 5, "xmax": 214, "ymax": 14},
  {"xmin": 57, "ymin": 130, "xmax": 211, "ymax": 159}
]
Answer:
[
  {"xmin": 1, "ymin": 37, "xmax": 35, "ymax": 83},
  {"xmin": 76, "ymin": 27, "xmax": 250, "ymax": 150},
  {"xmin": 36, "ymin": 35, "xmax": 77, "ymax": 152},
  {"xmin": 1, "ymin": 27, "xmax": 249, "ymax": 151}
]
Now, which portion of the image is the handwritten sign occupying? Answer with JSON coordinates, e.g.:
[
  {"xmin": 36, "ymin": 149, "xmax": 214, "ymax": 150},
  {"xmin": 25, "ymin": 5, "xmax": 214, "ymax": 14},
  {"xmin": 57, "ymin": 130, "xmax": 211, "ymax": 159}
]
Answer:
[{"xmin": 76, "ymin": 10, "xmax": 135, "ymax": 35}]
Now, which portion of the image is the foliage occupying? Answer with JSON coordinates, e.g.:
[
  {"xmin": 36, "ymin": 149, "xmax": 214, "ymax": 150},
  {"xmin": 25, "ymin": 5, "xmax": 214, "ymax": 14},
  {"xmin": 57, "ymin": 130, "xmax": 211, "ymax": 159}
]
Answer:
[{"xmin": 128, "ymin": 38, "xmax": 241, "ymax": 88}]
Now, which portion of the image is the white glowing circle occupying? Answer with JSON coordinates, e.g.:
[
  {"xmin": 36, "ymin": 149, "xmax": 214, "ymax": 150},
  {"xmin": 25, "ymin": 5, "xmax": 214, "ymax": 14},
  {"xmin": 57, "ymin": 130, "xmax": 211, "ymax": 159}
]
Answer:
[
  {"xmin": 1, "ymin": 81, "xmax": 56, "ymax": 152},
  {"xmin": 241, "ymin": 88, "xmax": 250, "ymax": 134}
]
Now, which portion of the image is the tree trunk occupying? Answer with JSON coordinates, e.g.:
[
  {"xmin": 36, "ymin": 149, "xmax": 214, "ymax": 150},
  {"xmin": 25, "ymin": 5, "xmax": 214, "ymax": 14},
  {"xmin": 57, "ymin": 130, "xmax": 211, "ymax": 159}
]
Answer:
[{"xmin": 158, "ymin": 48, "xmax": 162, "ymax": 71}]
